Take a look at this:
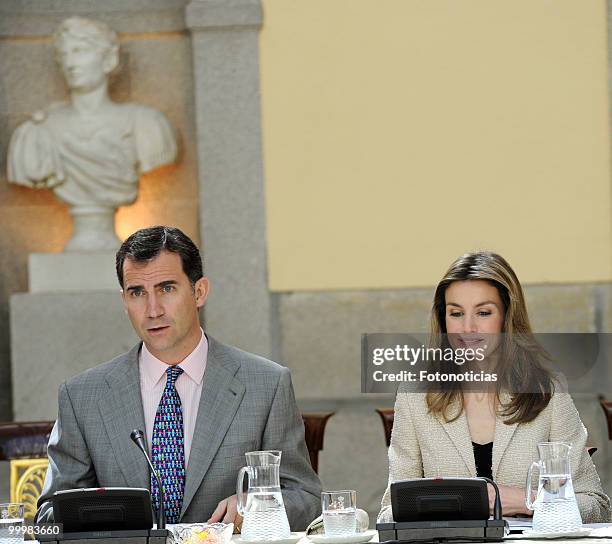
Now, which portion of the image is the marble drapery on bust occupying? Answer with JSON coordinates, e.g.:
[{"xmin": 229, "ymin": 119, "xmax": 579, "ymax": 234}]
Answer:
[{"xmin": 7, "ymin": 16, "xmax": 177, "ymax": 252}]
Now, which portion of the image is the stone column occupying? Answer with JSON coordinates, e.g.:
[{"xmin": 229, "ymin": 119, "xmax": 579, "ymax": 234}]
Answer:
[{"xmin": 186, "ymin": 0, "xmax": 278, "ymax": 359}]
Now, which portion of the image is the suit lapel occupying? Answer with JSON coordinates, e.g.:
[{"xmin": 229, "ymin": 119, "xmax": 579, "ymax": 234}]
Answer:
[
  {"xmin": 437, "ymin": 399, "xmax": 476, "ymax": 475},
  {"xmin": 98, "ymin": 344, "xmax": 149, "ymax": 489},
  {"xmin": 181, "ymin": 337, "xmax": 246, "ymax": 516},
  {"xmin": 492, "ymin": 392, "xmax": 519, "ymax": 478}
]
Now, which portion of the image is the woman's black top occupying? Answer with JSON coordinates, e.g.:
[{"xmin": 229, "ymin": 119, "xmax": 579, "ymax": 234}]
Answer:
[{"xmin": 472, "ymin": 441, "xmax": 493, "ymax": 480}]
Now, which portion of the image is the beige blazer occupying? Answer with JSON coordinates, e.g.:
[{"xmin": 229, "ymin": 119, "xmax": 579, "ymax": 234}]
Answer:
[{"xmin": 379, "ymin": 389, "xmax": 611, "ymax": 523}]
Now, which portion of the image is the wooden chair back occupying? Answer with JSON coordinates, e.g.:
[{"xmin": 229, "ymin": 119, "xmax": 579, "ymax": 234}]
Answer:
[{"xmin": 301, "ymin": 412, "xmax": 334, "ymax": 473}]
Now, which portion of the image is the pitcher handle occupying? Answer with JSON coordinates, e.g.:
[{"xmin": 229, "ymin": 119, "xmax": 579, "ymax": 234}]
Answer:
[
  {"xmin": 525, "ymin": 461, "xmax": 539, "ymax": 511},
  {"xmin": 236, "ymin": 466, "xmax": 249, "ymax": 516}
]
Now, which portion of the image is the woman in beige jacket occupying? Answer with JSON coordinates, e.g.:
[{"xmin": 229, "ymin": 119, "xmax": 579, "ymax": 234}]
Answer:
[{"xmin": 379, "ymin": 251, "xmax": 611, "ymax": 523}]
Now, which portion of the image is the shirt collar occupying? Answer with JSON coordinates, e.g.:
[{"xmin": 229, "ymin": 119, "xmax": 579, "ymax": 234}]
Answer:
[{"xmin": 140, "ymin": 328, "xmax": 208, "ymax": 387}]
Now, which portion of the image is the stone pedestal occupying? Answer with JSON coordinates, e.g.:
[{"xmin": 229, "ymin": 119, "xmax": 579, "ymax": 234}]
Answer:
[
  {"xmin": 10, "ymin": 253, "xmax": 138, "ymax": 421},
  {"xmin": 29, "ymin": 252, "xmax": 119, "ymax": 293}
]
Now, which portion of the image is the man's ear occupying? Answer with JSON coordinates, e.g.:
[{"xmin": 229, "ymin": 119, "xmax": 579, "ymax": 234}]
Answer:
[{"xmin": 194, "ymin": 277, "xmax": 209, "ymax": 309}]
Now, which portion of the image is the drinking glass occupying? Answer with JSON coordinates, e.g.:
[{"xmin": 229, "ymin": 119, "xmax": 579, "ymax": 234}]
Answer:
[
  {"xmin": 0, "ymin": 503, "xmax": 25, "ymax": 544},
  {"xmin": 322, "ymin": 491, "xmax": 357, "ymax": 536}
]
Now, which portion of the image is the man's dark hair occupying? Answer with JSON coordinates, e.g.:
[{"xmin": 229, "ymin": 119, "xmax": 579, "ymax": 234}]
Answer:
[{"xmin": 116, "ymin": 226, "xmax": 204, "ymax": 288}]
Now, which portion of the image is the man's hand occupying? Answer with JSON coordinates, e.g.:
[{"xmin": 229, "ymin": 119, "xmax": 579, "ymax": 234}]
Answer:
[
  {"xmin": 207, "ymin": 494, "xmax": 244, "ymax": 531},
  {"xmin": 488, "ymin": 485, "xmax": 533, "ymax": 516}
]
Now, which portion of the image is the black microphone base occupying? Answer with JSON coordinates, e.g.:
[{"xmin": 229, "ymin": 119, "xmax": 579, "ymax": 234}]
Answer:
[
  {"xmin": 377, "ymin": 519, "xmax": 507, "ymax": 542},
  {"xmin": 38, "ymin": 528, "xmax": 170, "ymax": 544}
]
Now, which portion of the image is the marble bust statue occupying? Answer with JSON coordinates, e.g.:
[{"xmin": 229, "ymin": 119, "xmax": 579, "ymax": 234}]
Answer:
[{"xmin": 7, "ymin": 17, "xmax": 177, "ymax": 251}]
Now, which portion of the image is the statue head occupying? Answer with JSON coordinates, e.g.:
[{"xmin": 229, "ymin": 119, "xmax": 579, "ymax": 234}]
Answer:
[{"xmin": 54, "ymin": 17, "xmax": 119, "ymax": 93}]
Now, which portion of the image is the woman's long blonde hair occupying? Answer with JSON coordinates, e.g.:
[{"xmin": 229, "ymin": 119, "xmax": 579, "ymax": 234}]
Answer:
[{"xmin": 427, "ymin": 251, "xmax": 554, "ymax": 425}]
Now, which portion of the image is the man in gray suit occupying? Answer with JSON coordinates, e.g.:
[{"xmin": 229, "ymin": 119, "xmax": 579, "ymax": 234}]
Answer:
[{"xmin": 37, "ymin": 226, "xmax": 322, "ymax": 528}]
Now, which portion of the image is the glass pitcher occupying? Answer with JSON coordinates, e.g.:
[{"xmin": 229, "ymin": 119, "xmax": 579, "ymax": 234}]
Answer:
[
  {"xmin": 236, "ymin": 450, "xmax": 291, "ymax": 541},
  {"xmin": 525, "ymin": 442, "xmax": 582, "ymax": 533}
]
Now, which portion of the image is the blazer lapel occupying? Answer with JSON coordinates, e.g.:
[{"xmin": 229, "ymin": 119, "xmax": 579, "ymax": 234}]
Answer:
[
  {"xmin": 181, "ymin": 337, "xmax": 246, "ymax": 516},
  {"xmin": 98, "ymin": 344, "xmax": 149, "ymax": 489},
  {"xmin": 492, "ymin": 392, "xmax": 519, "ymax": 479},
  {"xmin": 437, "ymin": 399, "xmax": 476, "ymax": 475}
]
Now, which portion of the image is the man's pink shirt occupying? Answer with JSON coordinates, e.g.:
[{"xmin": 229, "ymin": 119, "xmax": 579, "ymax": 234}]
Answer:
[{"xmin": 139, "ymin": 329, "xmax": 208, "ymax": 467}]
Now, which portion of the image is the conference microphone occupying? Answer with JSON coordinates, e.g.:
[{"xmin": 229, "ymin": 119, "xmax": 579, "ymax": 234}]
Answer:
[
  {"xmin": 379, "ymin": 477, "xmax": 508, "ymax": 543},
  {"xmin": 130, "ymin": 429, "xmax": 166, "ymax": 530}
]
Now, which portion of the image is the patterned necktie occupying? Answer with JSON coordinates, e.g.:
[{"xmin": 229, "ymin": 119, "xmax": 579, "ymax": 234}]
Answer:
[{"xmin": 151, "ymin": 366, "xmax": 185, "ymax": 524}]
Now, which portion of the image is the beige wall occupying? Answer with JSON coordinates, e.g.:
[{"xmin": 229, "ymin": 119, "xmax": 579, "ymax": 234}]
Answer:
[{"xmin": 260, "ymin": 0, "xmax": 612, "ymax": 291}]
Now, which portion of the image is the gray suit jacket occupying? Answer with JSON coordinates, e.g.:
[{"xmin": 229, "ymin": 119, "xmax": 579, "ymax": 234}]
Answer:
[{"xmin": 37, "ymin": 336, "xmax": 322, "ymax": 528}]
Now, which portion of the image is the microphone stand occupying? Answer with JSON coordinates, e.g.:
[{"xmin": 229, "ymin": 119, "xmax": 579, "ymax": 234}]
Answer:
[
  {"xmin": 130, "ymin": 429, "xmax": 166, "ymax": 531},
  {"xmin": 481, "ymin": 477, "xmax": 503, "ymax": 521}
]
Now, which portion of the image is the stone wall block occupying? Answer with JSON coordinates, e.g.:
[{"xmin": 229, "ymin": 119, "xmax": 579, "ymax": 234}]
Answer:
[
  {"xmin": 0, "ymin": 1, "xmax": 190, "ymax": 37},
  {"xmin": 10, "ymin": 292, "xmax": 139, "ymax": 421},
  {"xmin": 524, "ymin": 284, "xmax": 596, "ymax": 332},
  {"xmin": 280, "ymin": 290, "xmax": 433, "ymax": 400}
]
